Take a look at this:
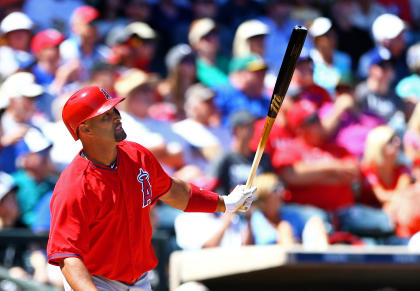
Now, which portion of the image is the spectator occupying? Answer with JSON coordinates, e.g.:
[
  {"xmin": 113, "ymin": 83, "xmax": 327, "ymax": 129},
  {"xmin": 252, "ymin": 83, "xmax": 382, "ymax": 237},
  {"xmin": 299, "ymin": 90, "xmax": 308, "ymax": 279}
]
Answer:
[
  {"xmin": 40, "ymin": 92, "xmax": 82, "ymax": 173},
  {"xmin": 355, "ymin": 48, "xmax": 406, "ymax": 134},
  {"xmin": 12, "ymin": 141, "xmax": 56, "ymax": 229},
  {"xmin": 213, "ymin": 54, "xmax": 270, "ymax": 125},
  {"xmin": 94, "ymin": 0, "xmax": 128, "ymax": 41},
  {"xmin": 361, "ymin": 125, "xmax": 412, "ymax": 210},
  {"xmin": 104, "ymin": 25, "xmax": 134, "ymax": 69},
  {"xmin": 31, "ymin": 29, "xmax": 66, "ymax": 89},
  {"xmin": 209, "ymin": 110, "xmax": 273, "ymax": 195},
  {"xmin": 172, "ymin": 83, "xmax": 230, "ymax": 172},
  {"xmin": 232, "ymin": 19, "xmax": 268, "ymax": 58},
  {"xmin": 150, "ymin": 0, "xmax": 192, "ymax": 55},
  {"xmin": 308, "ymin": 17, "xmax": 353, "ymax": 96},
  {"xmin": 115, "ymin": 68, "xmax": 188, "ymax": 172},
  {"xmin": 288, "ymin": 50, "xmax": 332, "ymax": 108},
  {"xmin": 0, "ymin": 72, "xmax": 48, "ymax": 173},
  {"xmin": 358, "ymin": 13, "xmax": 408, "ymax": 84},
  {"xmin": 273, "ymin": 100, "xmax": 393, "ymax": 239},
  {"xmin": 249, "ymin": 173, "xmax": 295, "ymax": 246},
  {"xmin": 320, "ymin": 88, "xmax": 384, "ymax": 159},
  {"xmin": 188, "ymin": 18, "xmax": 230, "ymax": 88},
  {"xmin": 59, "ymin": 5, "xmax": 108, "ymax": 82},
  {"xmin": 23, "ymin": 0, "xmax": 84, "ymax": 34},
  {"xmin": 258, "ymin": 0, "xmax": 311, "ymax": 80},
  {"xmin": 329, "ymin": 0, "xmax": 375, "ymax": 71},
  {"xmin": 126, "ymin": 21, "xmax": 164, "ymax": 75},
  {"xmin": 156, "ymin": 43, "xmax": 197, "ymax": 120},
  {"xmin": 0, "ymin": 11, "xmax": 34, "ymax": 81},
  {"xmin": 404, "ymin": 102, "xmax": 420, "ymax": 161},
  {"xmin": 396, "ymin": 42, "xmax": 420, "ymax": 104},
  {"xmin": 0, "ymin": 172, "xmax": 20, "ymax": 229},
  {"xmin": 125, "ymin": 0, "xmax": 153, "ymax": 24}
]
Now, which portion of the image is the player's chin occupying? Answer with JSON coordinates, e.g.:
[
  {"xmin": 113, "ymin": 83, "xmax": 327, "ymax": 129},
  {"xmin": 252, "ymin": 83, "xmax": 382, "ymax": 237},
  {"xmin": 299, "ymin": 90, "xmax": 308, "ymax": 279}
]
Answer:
[{"xmin": 114, "ymin": 129, "xmax": 127, "ymax": 142}]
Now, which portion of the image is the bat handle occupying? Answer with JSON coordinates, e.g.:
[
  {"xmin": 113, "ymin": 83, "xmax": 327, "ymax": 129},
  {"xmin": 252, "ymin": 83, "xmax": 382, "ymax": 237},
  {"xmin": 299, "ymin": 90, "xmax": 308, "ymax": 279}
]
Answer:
[{"xmin": 245, "ymin": 117, "xmax": 276, "ymax": 189}]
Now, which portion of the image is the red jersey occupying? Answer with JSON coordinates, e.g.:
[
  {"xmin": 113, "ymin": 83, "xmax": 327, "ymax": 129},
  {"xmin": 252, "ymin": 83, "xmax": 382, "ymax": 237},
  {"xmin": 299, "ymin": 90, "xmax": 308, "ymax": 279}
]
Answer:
[
  {"xmin": 272, "ymin": 138, "xmax": 355, "ymax": 211},
  {"xmin": 47, "ymin": 141, "xmax": 172, "ymax": 284}
]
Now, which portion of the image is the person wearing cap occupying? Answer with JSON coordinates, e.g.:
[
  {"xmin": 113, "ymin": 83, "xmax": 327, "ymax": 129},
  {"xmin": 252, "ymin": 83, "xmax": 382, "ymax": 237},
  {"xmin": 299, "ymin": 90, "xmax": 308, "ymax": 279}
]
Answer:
[
  {"xmin": 0, "ymin": 72, "xmax": 50, "ymax": 173},
  {"xmin": 114, "ymin": 68, "xmax": 188, "ymax": 172},
  {"xmin": 126, "ymin": 21, "xmax": 163, "ymax": 74},
  {"xmin": 156, "ymin": 43, "xmax": 197, "ymax": 120},
  {"xmin": 354, "ymin": 47, "xmax": 406, "ymax": 134},
  {"xmin": 59, "ymin": 5, "xmax": 108, "ymax": 82},
  {"xmin": 357, "ymin": 13, "xmax": 409, "ymax": 83},
  {"xmin": 232, "ymin": 19, "xmax": 268, "ymax": 59},
  {"xmin": 172, "ymin": 83, "xmax": 230, "ymax": 172},
  {"xmin": 308, "ymin": 16, "xmax": 353, "ymax": 96},
  {"xmin": 188, "ymin": 18, "xmax": 230, "ymax": 88},
  {"xmin": 213, "ymin": 54, "xmax": 270, "ymax": 126},
  {"xmin": 30, "ymin": 29, "xmax": 74, "ymax": 98},
  {"xmin": 0, "ymin": 11, "xmax": 35, "ymax": 81},
  {"xmin": 396, "ymin": 42, "xmax": 420, "ymax": 102},
  {"xmin": 287, "ymin": 48, "xmax": 332, "ymax": 109},
  {"xmin": 104, "ymin": 25, "xmax": 134, "ymax": 68},
  {"xmin": 46, "ymin": 86, "xmax": 256, "ymax": 290},
  {"xmin": 209, "ymin": 110, "xmax": 272, "ymax": 196},
  {"xmin": 272, "ymin": 100, "xmax": 360, "ymax": 237}
]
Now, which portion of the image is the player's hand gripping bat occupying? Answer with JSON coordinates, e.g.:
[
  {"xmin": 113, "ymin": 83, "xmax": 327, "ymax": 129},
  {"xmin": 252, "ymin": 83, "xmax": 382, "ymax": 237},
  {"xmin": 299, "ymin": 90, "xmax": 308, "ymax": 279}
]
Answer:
[{"xmin": 245, "ymin": 26, "xmax": 308, "ymax": 189}]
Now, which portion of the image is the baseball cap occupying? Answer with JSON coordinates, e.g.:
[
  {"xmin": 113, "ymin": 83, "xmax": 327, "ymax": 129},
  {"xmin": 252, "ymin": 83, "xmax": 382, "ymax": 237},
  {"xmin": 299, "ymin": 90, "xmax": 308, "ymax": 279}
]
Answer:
[
  {"xmin": 105, "ymin": 25, "xmax": 131, "ymax": 47},
  {"xmin": 0, "ymin": 72, "xmax": 43, "ymax": 105},
  {"xmin": 0, "ymin": 172, "xmax": 16, "ymax": 201},
  {"xmin": 0, "ymin": 12, "xmax": 33, "ymax": 34},
  {"xmin": 71, "ymin": 5, "xmax": 99, "ymax": 24},
  {"xmin": 229, "ymin": 110, "xmax": 256, "ymax": 128},
  {"xmin": 229, "ymin": 54, "xmax": 267, "ymax": 73},
  {"xmin": 114, "ymin": 69, "xmax": 157, "ymax": 97},
  {"xmin": 185, "ymin": 83, "xmax": 214, "ymax": 105},
  {"xmin": 31, "ymin": 29, "xmax": 65, "ymax": 55},
  {"xmin": 236, "ymin": 19, "xmax": 269, "ymax": 40},
  {"xmin": 372, "ymin": 14, "xmax": 405, "ymax": 42},
  {"xmin": 407, "ymin": 43, "xmax": 420, "ymax": 73},
  {"xmin": 188, "ymin": 18, "xmax": 216, "ymax": 45},
  {"xmin": 127, "ymin": 22, "xmax": 157, "ymax": 40},
  {"xmin": 309, "ymin": 17, "xmax": 332, "ymax": 38},
  {"xmin": 368, "ymin": 47, "xmax": 392, "ymax": 68},
  {"xmin": 165, "ymin": 44, "xmax": 194, "ymax": 71},
  {"xmin": 286, "ymin": 100, "xmax": 318, "ymax": 130}
]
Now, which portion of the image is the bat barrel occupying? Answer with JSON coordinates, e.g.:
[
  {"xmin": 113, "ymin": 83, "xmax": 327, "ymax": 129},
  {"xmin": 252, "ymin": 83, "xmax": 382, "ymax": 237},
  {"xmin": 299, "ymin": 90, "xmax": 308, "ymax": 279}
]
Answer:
[{"xmin": 268, "ymin": 26, "xmax": 307, "ymax": 118}]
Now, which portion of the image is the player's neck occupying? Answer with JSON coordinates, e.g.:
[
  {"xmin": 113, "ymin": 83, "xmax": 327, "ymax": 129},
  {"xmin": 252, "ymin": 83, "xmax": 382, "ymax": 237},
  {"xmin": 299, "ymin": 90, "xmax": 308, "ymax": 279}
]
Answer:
[{"xmin": 82, "ymin": 144, "xmax": 118, "ymax": 168}]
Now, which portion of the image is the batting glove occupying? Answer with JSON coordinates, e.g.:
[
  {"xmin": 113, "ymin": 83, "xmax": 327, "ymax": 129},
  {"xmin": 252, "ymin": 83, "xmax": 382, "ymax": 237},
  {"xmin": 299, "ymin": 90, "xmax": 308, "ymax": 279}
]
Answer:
[{"xmin": 224, "ymin": 185, "xmax": 257, "ymax": 213}]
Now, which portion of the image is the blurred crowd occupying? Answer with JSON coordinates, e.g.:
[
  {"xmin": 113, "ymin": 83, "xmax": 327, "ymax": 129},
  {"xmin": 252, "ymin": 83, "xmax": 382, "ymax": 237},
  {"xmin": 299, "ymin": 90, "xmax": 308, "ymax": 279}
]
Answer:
[{"xmin": 3, "ymin": 0, "xmax": 420, "ymax": 289}]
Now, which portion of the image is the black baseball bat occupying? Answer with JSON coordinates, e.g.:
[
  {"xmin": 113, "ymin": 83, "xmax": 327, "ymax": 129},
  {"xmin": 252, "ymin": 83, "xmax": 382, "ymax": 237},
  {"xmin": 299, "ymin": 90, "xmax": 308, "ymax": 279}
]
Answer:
[{"xmin": 246, "ymin": 25, "xmax": 307, "ymax": 188}]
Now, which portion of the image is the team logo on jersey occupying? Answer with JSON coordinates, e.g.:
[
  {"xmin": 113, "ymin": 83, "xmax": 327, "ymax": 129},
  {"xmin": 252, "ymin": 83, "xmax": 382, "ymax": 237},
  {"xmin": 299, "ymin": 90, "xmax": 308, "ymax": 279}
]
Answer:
[
  {"xmin": 137, "ymin": 168, "xmax": 152, "ymax": 208},
  {"xmin": 100, "ymin": 88, "xmax": 112, "ymax": 100}
]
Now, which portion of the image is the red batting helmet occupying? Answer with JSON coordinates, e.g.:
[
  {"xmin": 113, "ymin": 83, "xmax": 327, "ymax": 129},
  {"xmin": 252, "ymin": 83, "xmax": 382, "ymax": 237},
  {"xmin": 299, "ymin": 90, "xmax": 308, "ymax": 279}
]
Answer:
[{"xmin": 62, "ymin": 86, "xmax": 125, "ymax": 140}]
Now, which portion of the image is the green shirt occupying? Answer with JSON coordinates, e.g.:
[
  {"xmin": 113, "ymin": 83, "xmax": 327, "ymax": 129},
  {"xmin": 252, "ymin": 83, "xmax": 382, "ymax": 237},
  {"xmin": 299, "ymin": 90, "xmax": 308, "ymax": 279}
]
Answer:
[
  {"xmin": 196, "ymin": 55, "xmax": 230, "ymax": 88},
  {"xmin": 12, "ymin": 170, "xmax": 57, "ymax": 227}
]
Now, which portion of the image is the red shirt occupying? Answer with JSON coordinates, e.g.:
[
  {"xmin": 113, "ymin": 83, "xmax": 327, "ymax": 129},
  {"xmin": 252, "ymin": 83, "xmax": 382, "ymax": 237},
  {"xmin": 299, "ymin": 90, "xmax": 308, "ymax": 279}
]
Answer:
[
  {"xmin": 47, "ymin": 141, "xmax": 172, "ymax": 284},
  {"xmin": 360, "ymin": 164, "xmax": 410, "ymax": 207},
  {"xmin": 272, "ymin": 138, "xmax": 355, "ymax": 211}
]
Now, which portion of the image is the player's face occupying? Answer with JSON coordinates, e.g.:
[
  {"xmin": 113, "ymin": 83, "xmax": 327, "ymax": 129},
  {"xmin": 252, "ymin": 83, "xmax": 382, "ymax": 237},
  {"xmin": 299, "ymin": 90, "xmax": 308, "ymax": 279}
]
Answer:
[{"xmin": 87, "ymin": 107, "xmax": 127, "ymax": 143}]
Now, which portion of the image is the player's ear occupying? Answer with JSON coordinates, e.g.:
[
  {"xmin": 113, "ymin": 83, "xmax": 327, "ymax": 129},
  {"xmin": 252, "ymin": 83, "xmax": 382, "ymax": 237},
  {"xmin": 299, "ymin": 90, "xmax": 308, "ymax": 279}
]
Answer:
[{"xmin": 78, "ymin": 122, "xmax": 91, "ymax": 138}]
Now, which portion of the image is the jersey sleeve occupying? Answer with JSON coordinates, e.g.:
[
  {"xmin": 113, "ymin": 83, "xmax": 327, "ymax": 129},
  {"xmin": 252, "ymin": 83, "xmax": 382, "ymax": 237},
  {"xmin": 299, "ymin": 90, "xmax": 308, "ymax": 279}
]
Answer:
[{"xmin": 47, "ymin": 174, "xmax": 91, "ymax": 265}]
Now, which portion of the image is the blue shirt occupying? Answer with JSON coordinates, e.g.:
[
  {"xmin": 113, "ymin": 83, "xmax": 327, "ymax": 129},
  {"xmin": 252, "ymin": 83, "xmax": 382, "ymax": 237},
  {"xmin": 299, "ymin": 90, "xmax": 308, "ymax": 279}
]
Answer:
[{"xmin": 213, "ymin": 83, "xmax": 270, "ymax": 126}]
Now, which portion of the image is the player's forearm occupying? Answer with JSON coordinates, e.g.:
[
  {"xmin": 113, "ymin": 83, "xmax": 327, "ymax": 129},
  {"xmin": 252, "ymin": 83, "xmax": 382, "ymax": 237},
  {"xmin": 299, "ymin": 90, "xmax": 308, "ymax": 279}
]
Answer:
[{"xmin": 60, "ymin": 257, "xmax": 98, "ymax": 291}]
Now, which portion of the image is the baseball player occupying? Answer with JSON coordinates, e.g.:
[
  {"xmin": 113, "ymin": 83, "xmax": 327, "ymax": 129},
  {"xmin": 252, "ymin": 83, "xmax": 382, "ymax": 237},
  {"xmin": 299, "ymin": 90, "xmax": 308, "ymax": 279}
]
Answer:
[{"xmin": 46, "ymin": 86, "xmax": 256, "ymax": 291}]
